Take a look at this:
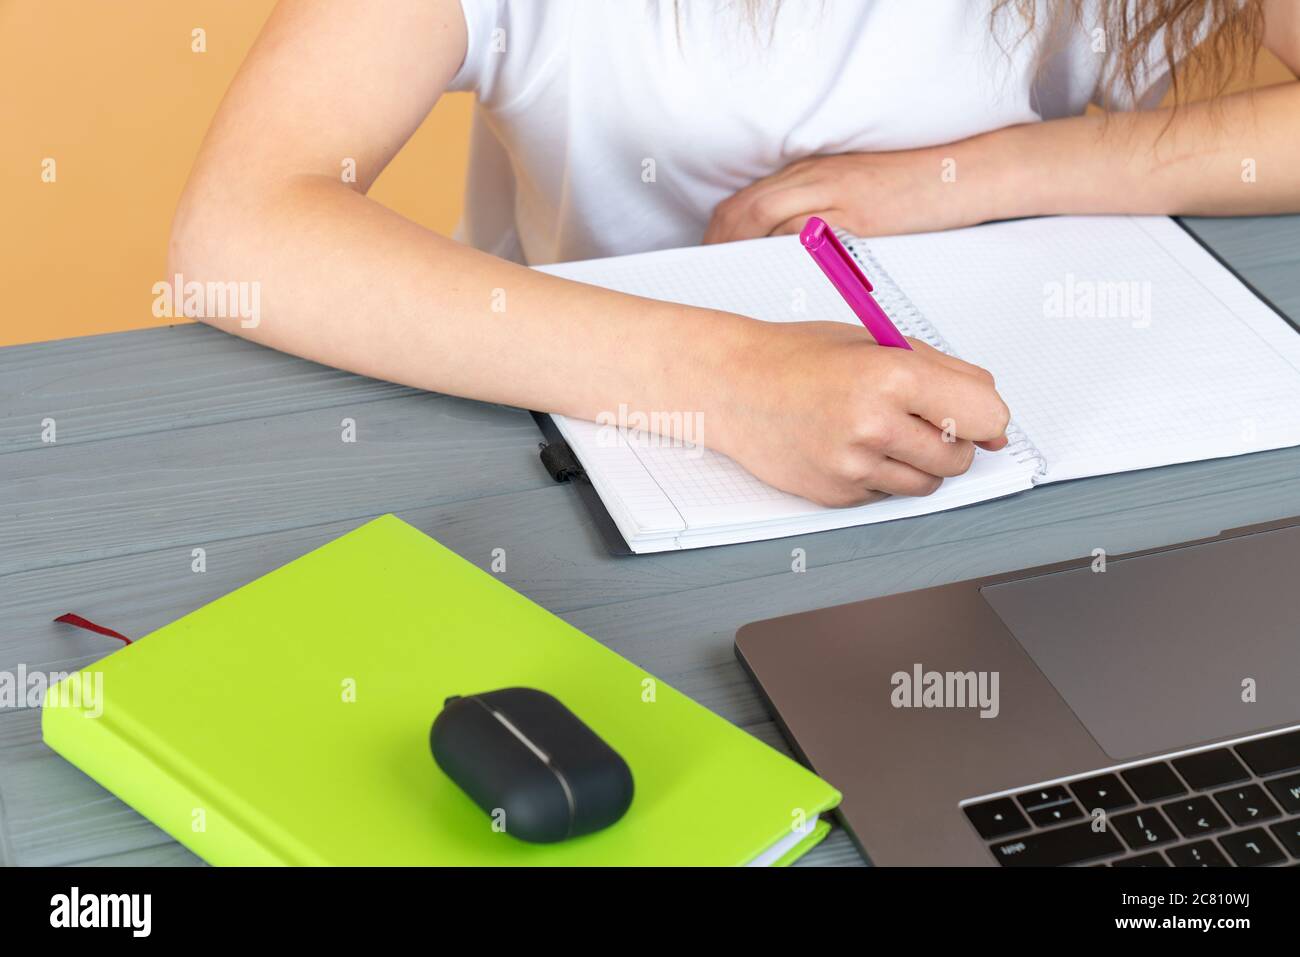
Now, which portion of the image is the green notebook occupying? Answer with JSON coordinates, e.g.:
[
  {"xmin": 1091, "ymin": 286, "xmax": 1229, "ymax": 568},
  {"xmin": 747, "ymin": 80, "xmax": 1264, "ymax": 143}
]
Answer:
[{"xmin": 43, "ymin": 515, "xmax": 838, "ymax": 865}]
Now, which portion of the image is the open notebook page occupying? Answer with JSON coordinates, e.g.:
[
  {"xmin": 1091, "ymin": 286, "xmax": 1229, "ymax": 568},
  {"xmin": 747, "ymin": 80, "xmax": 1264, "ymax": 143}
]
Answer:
[
  {"xmin": 863, "ymin": 216, "xmax": 1300, "ymax": 484},
  {"xmin": 538, "ymin": 237, "xmax": 1039, "ymax": 552}
]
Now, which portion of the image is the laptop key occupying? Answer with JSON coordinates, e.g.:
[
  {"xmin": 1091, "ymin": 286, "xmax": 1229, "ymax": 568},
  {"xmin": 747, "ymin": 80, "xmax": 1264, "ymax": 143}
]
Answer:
[
  {"xmin": 1166, "ymin": 840, "xmax": 1230, "ymax": 867},
  {"xmin": 1218, "ymin": 827, "xmax": 1286, "ymax": 866},
  {"xmin": 1070, "ymin": 773, "xmax": 1135, "ymax": 812},
  {"xmin": 1214, "ymin": 784, "xmax": 1280, "ymax": 826},
  {"xmin": 1268, "ymin": 818, "xmax": 1300, "ymax": 858},
  {"xmin": 1028, "ymin": 801, "xmax": 1083, "ymax": 827},
  {"xmin": 1121, "ymin": 763, "xmax": 1186, "ymax": 803},
  {"xmin": 991, "ymin": 822, "xmax": 1123, "ymax": 867},
  {"xmin": 1172, "ymin": 749, "xmax": 1249, "ymax": 791},
  {"xmin": 1113, "ymin": 851, "xmax": 1169, "ymax": 867},
  {"xmin": 1266, "ymin": 772, "xmax": 1300, "ymax": 814},
  {"xmin": 1161, "ymin": 796, "xmax": 1229, "ymax": 837},
  {"xmin": 1112, "ymin": 808, "xmax": 1178, "ymax": 849},
  {"xmin": 1016, "ymin": 785, "xmax": 1073, "ymax": 812},
  {"xmin": 963, "ymin": 798, "xmax": 1030, "ymax": 840},
  {"xmin": 1235, "ymin": 729, "xmax": 1300, "ymax": 777}
]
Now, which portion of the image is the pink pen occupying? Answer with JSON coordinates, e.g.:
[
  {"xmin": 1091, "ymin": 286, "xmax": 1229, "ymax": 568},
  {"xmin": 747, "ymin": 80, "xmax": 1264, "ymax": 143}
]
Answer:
[{"xmin": 799, "ymin": 216, "xmax": 911, "ymax": 350}]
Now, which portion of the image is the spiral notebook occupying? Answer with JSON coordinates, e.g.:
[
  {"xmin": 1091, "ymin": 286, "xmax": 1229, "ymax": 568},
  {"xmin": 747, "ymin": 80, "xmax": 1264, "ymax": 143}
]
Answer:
[{"xmin": 536, "ymin": 216, "xmax": 1300, "ymax": 553}]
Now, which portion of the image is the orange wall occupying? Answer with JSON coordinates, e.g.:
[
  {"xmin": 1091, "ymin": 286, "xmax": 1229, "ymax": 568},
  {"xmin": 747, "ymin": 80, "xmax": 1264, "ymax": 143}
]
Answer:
[
  {"xmin": 1, "ymin": 2, "xmax": 1293, "ymax": 348},
  {"xmin": 1, "ymin": 0, "xmax": 473, "ymax": 347}
]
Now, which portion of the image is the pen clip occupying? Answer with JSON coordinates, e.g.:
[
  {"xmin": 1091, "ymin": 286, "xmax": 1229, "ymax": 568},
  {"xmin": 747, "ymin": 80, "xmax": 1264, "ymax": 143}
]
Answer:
[{"xmin": 800, "ymin": 216, "xmax": 874, "ymax": 293}]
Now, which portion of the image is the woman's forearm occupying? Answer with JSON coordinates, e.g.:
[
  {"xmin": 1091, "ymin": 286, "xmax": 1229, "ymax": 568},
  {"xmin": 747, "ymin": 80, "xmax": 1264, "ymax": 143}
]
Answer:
[
  {"xmin": 169, "ymin": 174, "xmax": 752, "ymax": 425},
  {"xmin": 977, "ymin": 81, "xmax": 1300, "ymax": 220},
  {"xmin": 169, "ymin": 170, "xmax": 1013, "ymax": 508},
  {"xmin": 165, "ymin": 0, "xmax": 752, "ymax": 435}
]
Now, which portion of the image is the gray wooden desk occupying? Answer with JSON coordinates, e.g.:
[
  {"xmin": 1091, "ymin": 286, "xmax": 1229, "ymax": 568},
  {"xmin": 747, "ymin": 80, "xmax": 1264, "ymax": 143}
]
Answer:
[{"xmin": 3, "ymin": 216, "xmax": 1299, "ymax": 867}]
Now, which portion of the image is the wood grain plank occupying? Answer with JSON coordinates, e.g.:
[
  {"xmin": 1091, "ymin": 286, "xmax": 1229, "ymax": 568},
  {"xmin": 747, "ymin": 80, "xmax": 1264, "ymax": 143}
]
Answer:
[
  {"xmin": 1182, "ymin": 215, "xmax": 1300, "ymax": 315},
  {"xmin": 4, "ymin": 446, "xmax": 1297, "ymax": 674},
  {"xmin": 0, "ymin": 325, "xmax": 421, "ymax": 454},
  {"xmin": 0, "ymin": 392, "xmax": 556, "ymax": 576}
]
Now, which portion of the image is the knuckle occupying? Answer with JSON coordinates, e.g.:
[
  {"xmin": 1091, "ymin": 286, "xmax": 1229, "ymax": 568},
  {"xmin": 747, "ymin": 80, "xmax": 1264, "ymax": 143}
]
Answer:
[
  {"xmin": 828, "ymin": 446, "xmax": 869, "ymax": 482},
  {"xmin": 876, "ymin": 361, "xmax": 915, "ymax": 399},
  {"xmin": 854, "ymin": 416, "xmax": 895, "ymax": 451},
  {"xmin": 752, "ymin": 193, "xmax": 783, "ymax": 223}
]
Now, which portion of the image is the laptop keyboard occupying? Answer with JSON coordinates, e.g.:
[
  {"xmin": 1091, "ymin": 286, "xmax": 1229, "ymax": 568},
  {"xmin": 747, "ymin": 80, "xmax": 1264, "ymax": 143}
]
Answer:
[{"xmin": 962, "ymin": 726, "xmax": 1300, "ymax": 866}]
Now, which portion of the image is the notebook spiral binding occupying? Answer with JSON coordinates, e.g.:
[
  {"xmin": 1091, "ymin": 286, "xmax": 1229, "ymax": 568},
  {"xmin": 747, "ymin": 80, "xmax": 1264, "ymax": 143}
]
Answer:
[{"xmin": 842, "ymin": 234, "xmax": 1049, "ymax": 481}]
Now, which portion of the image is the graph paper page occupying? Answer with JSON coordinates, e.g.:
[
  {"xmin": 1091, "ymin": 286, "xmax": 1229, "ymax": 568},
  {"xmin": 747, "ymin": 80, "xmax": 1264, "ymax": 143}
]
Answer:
[{"xmin": 864, "ymin": 216, "xmax": 1300, "ymax": 483}]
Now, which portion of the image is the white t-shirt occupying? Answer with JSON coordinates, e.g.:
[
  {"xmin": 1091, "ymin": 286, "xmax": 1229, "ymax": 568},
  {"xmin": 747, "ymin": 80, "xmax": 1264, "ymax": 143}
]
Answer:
[{"xmin": 448, "ymin": 0, "xmax": 1176, "ymax": 265}]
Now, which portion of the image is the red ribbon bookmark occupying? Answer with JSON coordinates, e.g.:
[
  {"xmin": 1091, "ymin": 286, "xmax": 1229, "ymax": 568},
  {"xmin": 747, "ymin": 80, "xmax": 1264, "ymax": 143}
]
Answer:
[{"xmin": 54, "ymin": 613, "xmax": 133, "ymax": 645}]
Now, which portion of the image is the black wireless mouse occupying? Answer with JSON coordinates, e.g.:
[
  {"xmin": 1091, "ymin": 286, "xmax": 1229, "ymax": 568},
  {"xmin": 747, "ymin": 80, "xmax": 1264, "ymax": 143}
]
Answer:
[{"xmin": 430, "ymin": 688, "xmax": 634, "ymax": 843}]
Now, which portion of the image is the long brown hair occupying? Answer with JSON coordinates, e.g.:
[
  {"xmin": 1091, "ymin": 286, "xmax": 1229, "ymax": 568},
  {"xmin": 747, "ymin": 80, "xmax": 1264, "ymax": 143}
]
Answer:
[
  {"xmin": 991, "ymin": 0, "xmax": 1266, "ymax": 109},
  {"xmin": 708, "ymin": 0, "xmax": 1267, "ymax": 109}
]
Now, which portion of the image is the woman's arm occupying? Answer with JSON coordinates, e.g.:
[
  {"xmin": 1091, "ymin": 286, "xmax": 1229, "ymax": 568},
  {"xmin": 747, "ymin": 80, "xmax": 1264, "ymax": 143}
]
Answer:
[
  {"xmin": 991, "ymin": 81, "xmax": 1300, "ymax": 222},
  {"xmin": 706, "ymin": 0, "xmax": 1300, "ymax": 241},
  {"xmin": 1029, "ymin": 0, "xmax": 1300, "ymax": 218},
  {"xmin": 171, "ymin": 0, "xmax": 737, "ymax": 425},
  {"xmin": 170, "ymin": 0, "xmax": 1010, "ymax": 507}
]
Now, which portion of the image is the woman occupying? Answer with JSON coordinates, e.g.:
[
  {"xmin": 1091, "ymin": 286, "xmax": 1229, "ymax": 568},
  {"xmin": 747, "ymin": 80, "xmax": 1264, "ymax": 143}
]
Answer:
[{"xmin": 170, "ymin": 0, "xmax": 1300, "ymax": 507}]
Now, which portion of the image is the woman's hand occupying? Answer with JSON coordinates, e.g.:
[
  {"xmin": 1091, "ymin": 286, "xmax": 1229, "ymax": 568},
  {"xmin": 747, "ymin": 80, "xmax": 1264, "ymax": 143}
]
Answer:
[
  {"xmin": 707, "ymin": 17, "xmax": 1300, "ymax": 246},
  {"xmin": 705, "ymin": 319, "xmax": 1011, "ymax": 507},
  {"xmin": 703, "ymin": 147, "xmax": 997, "ymax": 244}
]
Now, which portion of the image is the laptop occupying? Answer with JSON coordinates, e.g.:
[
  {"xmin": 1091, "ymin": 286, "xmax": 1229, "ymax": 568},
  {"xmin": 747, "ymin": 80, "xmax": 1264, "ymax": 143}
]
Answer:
[{"xmin": 735, "ymin": 517, "xmax": 1300, "ymax": 866}]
